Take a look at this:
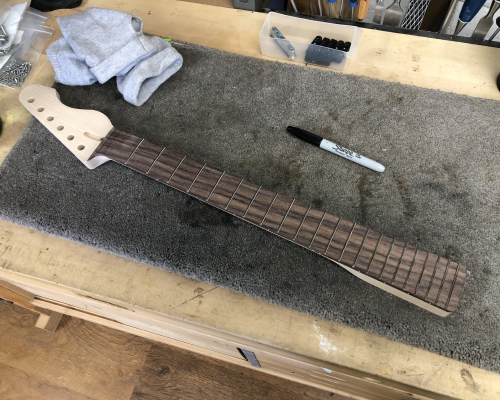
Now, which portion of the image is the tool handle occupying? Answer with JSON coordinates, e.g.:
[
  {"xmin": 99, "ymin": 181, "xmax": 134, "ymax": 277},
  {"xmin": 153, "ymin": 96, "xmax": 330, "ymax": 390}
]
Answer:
[
  {"xmin": 349, "ymin": 0, "xmax": 358, "ymax": 5},
  {"xmin": 459, "ymin": 0, "xmax": 487, "ymax": 23},
  {"xmin": 357, "ymin": 0, "xmax": 370, "ymax": 20},
  {"xmin": 328, "ymin": 0, "xmax": 336, "ymax": 3}
]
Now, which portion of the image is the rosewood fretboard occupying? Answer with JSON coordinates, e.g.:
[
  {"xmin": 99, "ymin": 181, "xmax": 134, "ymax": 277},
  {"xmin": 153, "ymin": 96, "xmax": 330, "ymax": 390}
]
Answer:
[{"xmin": 94, "ymin": 128, "xmax": 467, "ymax": 315}]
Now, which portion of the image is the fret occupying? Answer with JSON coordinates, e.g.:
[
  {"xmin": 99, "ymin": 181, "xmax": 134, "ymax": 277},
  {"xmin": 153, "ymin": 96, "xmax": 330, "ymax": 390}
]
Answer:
[
  {"xmin": 244, "ymin": 187, "xmax": 277, "ymax": 225},
  {"xmin": 277, "ymin": 200, "xmax": 295, "ymax": 233},
  {"xmin": 415, "ymin": 253, "xmax": 440, "ymax": 299},
  {"xmin": 148, "ymin": 148, "xmax": 185, "ymax": 183},
  {"xmin": 187, "ymin": 164, "xmax": 206, "ymax": 193},
  {"xmin": 325, "ymin": 219, "xmax": 355, "ymax": 260},
  {"xmin": 295, "ymin": 208, "xmax": 325, "ymax": 247},
  {"xmin": 310, "ymin": 213, "xmax": 340, "ymax": 254},
  {"xmin": 378, "ymin": 238, "xmax": 395, "ymax": 279},
  {"xmin": 309, "ymin": 212, "xmax": 326, "ymax": 248},
  {"xmin": 167, "ymin": 155, "xmax": 186, "ymax": 183},
  {"xmin": 261, "ymin": 194, "xmax": 278, "ymax": 225},
  {"xmin": 401, "ymin": 249, "xmax": 419, "ymax": 290},
  {"xmin": 445, "ymin": 264, "xmax": 466, "ymax": 312},
  {"xmin": 125, "ymin": 138, "xmax": 144, "ymax": 165},
  {"xmin": 278, "ymin": 200, "xmax": 310, "ymax": 241},
  {"xmin": 242, "ymin": 186, "xmax": 262, "ymax": 218},
  {"xmin": 352, "ymin": 228, "xmax": 370, "ymax": 269},
  {"xmin": 366, "ymin": 236, "xmax": 394, "ymax": 278},
  {"xmin": 126, "ymin": 140, "xmax": 165, "ymax": 174},
  {"xmin": 225, "ymin": 178, "xmax": 244, "ymax": 210},
  {"xmin": 435, "ymin": 259, "xmax": 451, "ymax": 304},
  {"xmin": 293, "ymin": 206, "xmax": 311, "ymax": 241},
  {"xmin": 226, "ymin": 181, "xmax": 260, "ymax": 218},
  {"xmin": 445, "ymin": 263, "xmax": 461, "ymax": 310},
  {"xmin": 189, "ymin": 165, "xmax": 224, "ymax": 200},
  {"xmin": 426, "ymin": 258, "xmax": 450, "ymax": 303},
  {"xmin": 435, "ymin": 261, "xmax": 459, "ymax": 309},
  {"xmin": 404, "ymin": 250, "xmax": 429, "ymax": 293},
  {"xmin": 207, "ymin": 173, "xmax": 242, "ymax": 209},
  {"xmin": 206, "ymin": 171, "xmax": 225, "ymax": 201},
  {"xmin": 98, "ymin": 128, "xmax": 143, "ymax": 164},
  {"xmin": 354, "ymin": 229, "xmax": 382, "ymax": 273},
  {"xmin": 168, "ymin": 156, "xmax": 203, "ymax": 192},
  {"xmin": 388, "ymin": 243, "xmax": 407, "ymax": 285},
  {"xmin": 146, "ymin": 147, "xmax": 165, "ymax": 174},
  {"xmin": 380, "ymin": 240, "xmax": 407, "ymax": 284},
  {"xmin": 261, "ymin": 194, "xmax": 294, "ymax": 233},
  {"xmin": 339, "ymin": 223, "xmax": 356, "ymax": 262},
  {"xmin": 423, "ymin": 256, "xmax": 442, "ymax": 300},
  {"xmin": 366, "ymin": 234, "xmax": 383, "ymax": 275},
  {"xmin": 339, "ymin": 224, "xmax": 369, "ymax": 267},
  {"xmin": 323, "ymin": 218, "xmax": 342, "ymax": 256}
]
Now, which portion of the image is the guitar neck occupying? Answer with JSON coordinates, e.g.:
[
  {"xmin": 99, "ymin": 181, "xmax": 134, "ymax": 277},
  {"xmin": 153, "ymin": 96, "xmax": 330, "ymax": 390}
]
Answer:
[{"xmin": 95, "ymin": 128, "xmax": 466, "ymax": 315}]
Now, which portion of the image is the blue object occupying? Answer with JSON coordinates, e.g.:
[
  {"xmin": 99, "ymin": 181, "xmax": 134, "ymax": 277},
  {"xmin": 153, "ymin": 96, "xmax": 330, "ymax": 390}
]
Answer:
[
  {"xmin": 349, "ymin": 0, "xmax": 357, "ymax": 5},
  {"xmin": 328, "ymin": 0, "xmax": 335, "ymax": 3},
  {"xmin": 459, "ymin": 0, "xmax": 487, "ymax": 23}
]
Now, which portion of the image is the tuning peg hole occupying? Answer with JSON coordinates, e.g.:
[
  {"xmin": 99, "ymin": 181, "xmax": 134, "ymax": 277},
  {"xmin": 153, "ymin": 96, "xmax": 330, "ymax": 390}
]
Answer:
[
  {"xmin": 37, "ymin": 107, "xmax": 44, "ymax": 112},
  {"xmin": 67, "ymin": 135, "xmax": 74, "ymax": 141},
  {"xmin": 28, "ymin": 98, "xmax": 35, "ymax": 103},
  {"xmin": 77, "ymin": 145, "xmax": 85, "ymax": 151},
  {"xmin": 47, "ymin": 116, "xmax": 54, "ymax": 121},
  {"xmin": 57, "ymin": 126, "xmax": 64, "ymax": 131}
]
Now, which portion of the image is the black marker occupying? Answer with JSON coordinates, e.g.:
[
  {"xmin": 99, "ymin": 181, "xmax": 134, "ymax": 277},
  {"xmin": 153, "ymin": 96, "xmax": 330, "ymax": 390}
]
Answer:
[{"xmin": 287, "ymin": 126, "xmax": 385, "ymax": 172}]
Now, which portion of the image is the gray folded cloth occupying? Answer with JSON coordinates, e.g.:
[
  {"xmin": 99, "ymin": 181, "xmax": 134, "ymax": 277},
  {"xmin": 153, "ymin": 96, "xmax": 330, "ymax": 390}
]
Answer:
[
  {"xmin": 57, "ymin": 7, "xmax": 154, "ymax": 83},
  {"xmin": 117, "ymin": 36, "xmax": 183, "ymax": 106},
  {"xmin": 46, "ymin": 7, "xmax": 183, "ymax": 106},
  {"xmin": 47, "ymin": 38, "xmax": 97, "ymax": 86}
]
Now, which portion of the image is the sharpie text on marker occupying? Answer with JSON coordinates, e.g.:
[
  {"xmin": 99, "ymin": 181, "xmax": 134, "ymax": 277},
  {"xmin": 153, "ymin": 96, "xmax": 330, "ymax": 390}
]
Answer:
[{"xmin": 286, "ymin": 126, "xmax": 385, "ymax": 173}]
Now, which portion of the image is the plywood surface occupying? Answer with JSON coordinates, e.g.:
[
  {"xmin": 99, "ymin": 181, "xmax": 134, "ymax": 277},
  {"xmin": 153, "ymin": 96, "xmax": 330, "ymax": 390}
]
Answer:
[{"xmin": 1, "ymin": 1, "xmax": 500, "ymax": 400}]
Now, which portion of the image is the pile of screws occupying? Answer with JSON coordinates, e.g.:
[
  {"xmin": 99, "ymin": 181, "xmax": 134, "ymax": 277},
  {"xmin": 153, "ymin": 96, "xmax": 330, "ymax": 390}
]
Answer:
[
  {"xmin": 0, "ymin": 24, "xmax": 9, "ymax": 45},
  {"xmin": 0, "ymin": 58, "xmax": 32, "ymax": 87},
  {"xmin": 0, "ymin": 43, "xmax": 20, "ymax": 56}
]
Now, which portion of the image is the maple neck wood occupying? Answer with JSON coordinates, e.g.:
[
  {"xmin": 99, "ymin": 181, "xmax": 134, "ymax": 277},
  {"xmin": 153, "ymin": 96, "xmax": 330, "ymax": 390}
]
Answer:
[{"xmin": 95, "ymin": 128, "xmax": 466, "ymax": 316}]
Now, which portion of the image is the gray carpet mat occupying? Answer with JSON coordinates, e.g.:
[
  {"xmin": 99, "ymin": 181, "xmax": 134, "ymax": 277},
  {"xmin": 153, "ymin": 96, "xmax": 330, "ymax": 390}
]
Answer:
[{"xmin": 1, "ymin": 40, "xmax": 499, "ymax": 372}]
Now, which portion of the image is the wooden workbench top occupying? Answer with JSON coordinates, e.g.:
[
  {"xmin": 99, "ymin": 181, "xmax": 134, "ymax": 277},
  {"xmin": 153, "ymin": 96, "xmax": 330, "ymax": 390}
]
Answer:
[{"xmin": 1, "ymin": 1, "xmax": 500, "ymax": 399}]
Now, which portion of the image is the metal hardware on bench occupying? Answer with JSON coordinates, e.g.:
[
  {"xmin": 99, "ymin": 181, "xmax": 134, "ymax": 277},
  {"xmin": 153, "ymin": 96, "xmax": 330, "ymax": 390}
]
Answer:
[
  {"xmin": 0, "ymin": 58, "xmax": 32, "ymax": 87},
  {"xmin": 0, "ymin": 24, "xmax": 9, "ymax": 44},
  {"xmin": 238, "ymin": 349, "xmax": 261, "ymax": 368},
  {"xmin": 270, "ymin": 26, "xmax": 296, "ymax": 60},
  {"xmin": 0, "ymin": 43, "xmax": 20, "ymax": 56}
]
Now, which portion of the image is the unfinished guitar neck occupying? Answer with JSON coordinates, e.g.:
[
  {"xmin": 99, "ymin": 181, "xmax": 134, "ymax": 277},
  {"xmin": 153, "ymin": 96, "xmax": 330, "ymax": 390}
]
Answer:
[
  {"xmin": 19, "ymin": 84, "xmax": 467, "ymax": 317},
  {"xmin": 94, "ymin": 128, "xmax": 467, "ymax": 317}
]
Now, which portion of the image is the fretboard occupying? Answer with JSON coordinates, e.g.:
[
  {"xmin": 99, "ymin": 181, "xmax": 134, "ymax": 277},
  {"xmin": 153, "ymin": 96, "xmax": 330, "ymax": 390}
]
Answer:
[{"xmin": 95, "ymin": 128, "xmax": 466, "ymax": 314}]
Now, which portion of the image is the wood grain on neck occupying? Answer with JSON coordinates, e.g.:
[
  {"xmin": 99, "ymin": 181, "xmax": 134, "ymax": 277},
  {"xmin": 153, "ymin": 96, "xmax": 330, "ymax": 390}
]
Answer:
[{"xmin": 95, "ymin": 128, "xmax": 467, "ymax": 316}]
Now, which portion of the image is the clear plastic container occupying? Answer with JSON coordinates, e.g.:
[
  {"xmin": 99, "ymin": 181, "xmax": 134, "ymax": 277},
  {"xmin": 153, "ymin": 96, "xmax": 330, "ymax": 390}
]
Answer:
[{"xmin": 259, "ymin": 12, "xmax": 363, "ymax": 71}]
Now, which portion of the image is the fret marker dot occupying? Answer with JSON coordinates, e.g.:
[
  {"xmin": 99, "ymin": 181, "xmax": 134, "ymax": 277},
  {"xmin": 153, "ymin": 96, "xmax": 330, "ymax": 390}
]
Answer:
[
  {"xmin": 67, "ymin": 135, "xmax": 74, "ymax": 141},
  {"xmin": 57, "ymin": 126, "xmax": 64, "ymax": 131},
  {"xmin": 77, "ymin": 145, "xmax": 85, "ymax": 151},
  {"xmin": 37, "ymin": 107, "xmax": 44, "ymax": 112},
  {"xmin": 47, "ymin": 116, "xmax": 54, "ymax": 121},
  {"xmin": 27, "ymin": 98, "xmax": 34, "ymax": 103}
]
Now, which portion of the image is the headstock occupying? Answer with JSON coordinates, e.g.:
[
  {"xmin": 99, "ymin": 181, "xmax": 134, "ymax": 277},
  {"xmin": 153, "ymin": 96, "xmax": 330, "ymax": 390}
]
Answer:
[{"xmin": 19, "ymin": 84, "xmax": 112, "ymax": 169}]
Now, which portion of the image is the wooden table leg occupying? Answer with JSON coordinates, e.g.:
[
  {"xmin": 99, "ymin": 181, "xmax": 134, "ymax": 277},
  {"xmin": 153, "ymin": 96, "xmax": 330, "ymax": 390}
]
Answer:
[
  {"xmin": 35, "ymin": 311, "xmax": 64, "ymax": 332},
  {"xmin": 0, "ymin": 279, "xmax": 63, "ymax": 332}
]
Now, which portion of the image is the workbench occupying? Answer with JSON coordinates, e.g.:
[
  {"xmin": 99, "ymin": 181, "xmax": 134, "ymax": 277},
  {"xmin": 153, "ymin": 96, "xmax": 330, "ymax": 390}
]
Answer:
[{"xmin": 1, "ymin": 1, "xmax": 500, "ymax": 399}]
